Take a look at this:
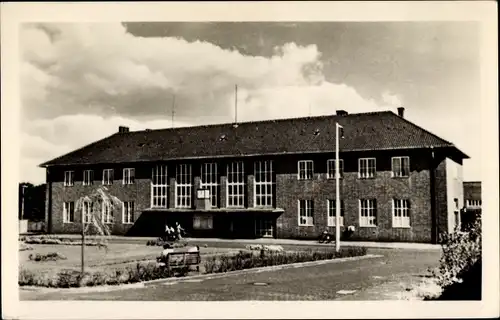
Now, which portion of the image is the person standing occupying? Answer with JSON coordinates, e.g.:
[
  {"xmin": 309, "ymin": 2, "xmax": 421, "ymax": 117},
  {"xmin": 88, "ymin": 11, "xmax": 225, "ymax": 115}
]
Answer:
[{"xmin": 175, "ymin": 222, "xmax": 184, "ymax": 240}]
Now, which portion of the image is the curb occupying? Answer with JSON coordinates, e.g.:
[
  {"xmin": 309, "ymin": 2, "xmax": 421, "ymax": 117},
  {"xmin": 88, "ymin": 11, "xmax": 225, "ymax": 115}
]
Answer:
[{"xmin": 20, "ymin": 254, "xmax": 383, "ymax": 294}]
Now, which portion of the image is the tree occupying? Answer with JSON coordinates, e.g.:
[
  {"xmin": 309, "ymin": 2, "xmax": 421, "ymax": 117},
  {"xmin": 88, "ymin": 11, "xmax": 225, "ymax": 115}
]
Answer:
[{"xmin": 75, "ymin": 186, "xmax": 122, "ymax": 279}]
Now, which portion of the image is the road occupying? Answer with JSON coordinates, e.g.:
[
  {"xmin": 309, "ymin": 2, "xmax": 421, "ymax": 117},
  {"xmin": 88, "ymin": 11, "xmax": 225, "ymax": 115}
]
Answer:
[{"xmin": 20, "ymin": 248, "xmax": 440, "ymax": 301}]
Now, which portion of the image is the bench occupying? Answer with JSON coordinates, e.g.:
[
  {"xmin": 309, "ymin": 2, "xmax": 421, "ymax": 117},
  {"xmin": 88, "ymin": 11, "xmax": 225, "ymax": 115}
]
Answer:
[{"xmin": 157, "ymin": 247, "xmax": 201, "ymax": 272}]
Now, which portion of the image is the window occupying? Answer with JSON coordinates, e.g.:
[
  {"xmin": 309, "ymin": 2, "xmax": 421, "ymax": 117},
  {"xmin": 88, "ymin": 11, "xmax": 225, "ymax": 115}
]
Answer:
[
  {"xmin": 64, "ymin": 171, "xmax": 74, "ymax": 187},
  {"xmin": 200, "ymin": 163, "xmax": 219, "ymax": 208},
  {"xmin": 327, "ymin": 159, "xmax": 344, "ymax": 179},
  {"xmin": 122, "ymin": 201, "xmax": 134, "ymax": 224},
  {"xmin": 393, "ymin": 199, "xmax": 410, "ymax": 228},
  {"xmin": 175, "ymin": 164, "xmax": 192, "ymax": 208},
  {"xmin": 254, "ymin": 160, "xmax": 274, "ymax": 207},
  {"xmin": 151, "ymin": 165, "xmax": 168, "ymax": 208},
  {"xmin": 63, "ymin": 202, "xmax": 75, "ymax": 223},
  {"xmin": 102, "ymin": 202, "xmax": 113, "ymax": 224},
  {"xmin": 123, "ymin": 168, "xmax": 135, "ymax": 185},
  {"xmin": 193, "ymin": 214, "xmax": 213, "ymax": 230},
  {"xmin": 255, "ymin": 218, "xmax": 274, "ymax": 237},
  {"xmin": 466, "ymin": 199, "xmax": 482, "ymax": 208},
  {"xmin": 83, "ymin": 170, "xmax": 94, "ymax": 186},
  {"xmin": 103, "ymin": 169, "xmax": 114, "ymax": 185},
  {"xmin": 359, "ymin": 199, "xmax": 377, "ymax": 227},
  {"xmin": 83, "ymin": 201, "xmax": 93, "ymax": 224},
  {"xmin": 392, "ymin": 157, "xmax": 410, "ymax": 177},
  {"xmin": 327, "ymin": 199, "xmax": 345, "ymax": 226},
  {"xmin": 359, "ymin": 158, "xmax": 376, "ymax": 179},
  {"xmin": 298, "ymin": 199, "xmax": 314, "ymax": 226},
  {"xmin": 227, "ymin": 161, "xmax": 245, "ymax": 207},
  {"xmin": 298, "ymin": 160, "xmax": 314, "ymax": 180}
]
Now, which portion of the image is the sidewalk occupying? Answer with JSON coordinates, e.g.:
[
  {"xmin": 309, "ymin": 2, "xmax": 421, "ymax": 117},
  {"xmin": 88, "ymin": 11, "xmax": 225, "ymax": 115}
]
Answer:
[{"xmin": 24, "ymin": 234, "xmax": 441, "ymax": 250}]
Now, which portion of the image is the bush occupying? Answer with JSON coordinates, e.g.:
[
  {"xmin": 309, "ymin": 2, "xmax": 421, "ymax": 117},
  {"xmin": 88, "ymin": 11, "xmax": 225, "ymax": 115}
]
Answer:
[
  {"xmin": 146, "ymin": 238, "xmax": 188, "ymax": 247},
  {"xmin": 433, "ymin": 216, "xmax": 481, "ymax": 288},
  {"xmin": 204, "ymin": 247, "xmax": 367, "ymax": 274},
  {"xmin": 28, "ymin": 252, "xmax": 67, "ymax": 262},
  {"xmin": 435, "ymin": 259, "xmax": 481, "ymax": 300}
]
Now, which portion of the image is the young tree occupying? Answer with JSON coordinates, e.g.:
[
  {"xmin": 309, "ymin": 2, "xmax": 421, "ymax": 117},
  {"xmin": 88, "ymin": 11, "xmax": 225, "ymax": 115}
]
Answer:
[{"xmin": 75, "ymin": 186, "xmax": 122, "ymax": 278}]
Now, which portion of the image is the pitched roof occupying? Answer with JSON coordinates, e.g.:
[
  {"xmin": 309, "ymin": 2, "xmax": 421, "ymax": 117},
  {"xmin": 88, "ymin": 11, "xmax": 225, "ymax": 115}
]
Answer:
[{"xmin": 40, "ymin": 111, "xmax": 468, "ymax": 167}]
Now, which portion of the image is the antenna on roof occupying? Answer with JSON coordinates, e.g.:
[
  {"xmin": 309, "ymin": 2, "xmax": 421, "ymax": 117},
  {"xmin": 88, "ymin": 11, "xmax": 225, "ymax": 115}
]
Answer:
[
  {"xmin": 171, "ymin": 94, "xmax": 176, "ymax": 128},
  {"xmin": 235, "ymin": 84, "xmax": 238, "ymax": 124}
]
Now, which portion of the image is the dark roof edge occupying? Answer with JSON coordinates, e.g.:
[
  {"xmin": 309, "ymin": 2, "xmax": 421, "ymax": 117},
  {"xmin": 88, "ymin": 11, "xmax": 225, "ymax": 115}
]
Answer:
[
  {"xmin": 39, "ymin": 133, "xmax": 118, "ymax": 168},
  {"xmin": 40, "ymin": 145, "xmax": 464, "ymax": 167}
]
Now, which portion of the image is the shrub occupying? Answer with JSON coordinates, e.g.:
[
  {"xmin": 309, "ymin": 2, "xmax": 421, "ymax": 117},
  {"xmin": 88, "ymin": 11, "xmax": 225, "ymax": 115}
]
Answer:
[
  {"xmin": 433, "ymin": 216, "xmax": 481, "ymax": 288},
  {"xmin": 28, "ymin": 252, "xmax": 67, "ymax": 262},
  {"xmin": 434, "ymin": 259, "xmax": 481, "ymax": 300},
  {"xmin": 203, "ymin": 247, "xmax": 367, "ymax": 274}
]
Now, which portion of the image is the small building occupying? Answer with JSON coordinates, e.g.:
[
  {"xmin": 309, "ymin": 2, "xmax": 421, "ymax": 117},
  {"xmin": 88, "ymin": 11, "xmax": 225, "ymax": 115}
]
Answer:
[{"xmin": 40, "ymin": 108, "xmax": 468, "ymax": 243}]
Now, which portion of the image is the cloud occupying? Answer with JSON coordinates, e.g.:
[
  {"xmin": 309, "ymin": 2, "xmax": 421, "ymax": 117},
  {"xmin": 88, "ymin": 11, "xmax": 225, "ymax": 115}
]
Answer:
[
  {"xmin": 18, "ymin": 23, "xmax": 406, "ymax": 184},
  {"xmin": 381, "ymin": 91, "xmax": 402, "ymax": 108}
]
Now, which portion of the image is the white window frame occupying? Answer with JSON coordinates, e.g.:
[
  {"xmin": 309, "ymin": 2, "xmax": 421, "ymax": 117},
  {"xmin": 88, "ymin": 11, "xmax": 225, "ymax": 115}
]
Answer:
[
  {"xmin": 151, "ymin": 165, "xmax": 168, "ymax": 208},
  {"xmin": 122, "ymin": 201, "xmax": 134, "ymax": 224},
  {"xmin": 64, "ymin": 171, "xmax": 74, "ymax": 187},
  {"xmin": 327, "ymin": 199, "xmax": 345, "ymax": 226},
  {"xmin": 359, "ymin": 199, "xmax": 377, "ymax": 227},
  {"xmin": 327, "ymin": 159, "xmax": 344, "ymax": 179},
  {"xmin": 392, "ymin": 199, "xmax": 410, "ymax": 228},
  {"xmin": 102, "ymin": 169, "xmax": 114, "ymax": 185},
  {"xmin": 298, "ymin": 199, "xmax": 314, "ymax": 226},
  {"xmin": 193, "ymin": 214, "xmax": 214, "ymax": 230},
  {"xmin": 63, "ymin": 202, "xmax": 75, "ymax": 223},
  {"xmin": 123, "ymin": 168, "xmax": 135, "ymax": 185},
  {"xmin": 83, "ymin": 200, "xmax": 93, "ymax": 224},
  {"xmin": 101, "ymin": 202, "xmax": 113, "ymax": 224},
  {"xmin": 83, "ymin": 170, "xmax": 94, "ymax": 186},
  {"xmin": 466, "ymin": 199, "xmax": 481, "ymax": 208},
  {"xmin": 175, "ymin": 164, "xmax": 192, "ymax": 208},
  {"xmin": 392, "ymin": 156, "xmax": 410, "ymax": 178},
  {"xmin": 227, "ymin": 161, "xmax": 245, "ymax": 208},
  {"xmin": 297, "ymin": 160, "xmax": 314, "ymax": 180},
  {"xmin": 200, "ymin": 163, "xmax": 219, "ymax": 208},
  {"xmin": 254, "ymin": 160, "xmax": 274, "ymax": 208},
  {"xmin": 358, "ymin": 158, "xmax": 376, "ymax": 179}
]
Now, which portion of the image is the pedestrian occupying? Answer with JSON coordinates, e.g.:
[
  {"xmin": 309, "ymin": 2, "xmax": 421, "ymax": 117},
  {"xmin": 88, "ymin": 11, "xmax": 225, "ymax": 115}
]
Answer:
[
  {"xmin": 175, "ymin": 222, "xmax": 184, "ymax": 240},
  {"xmin": 165, "ymin": 223, "xmax": 172, "ymax": 241}
]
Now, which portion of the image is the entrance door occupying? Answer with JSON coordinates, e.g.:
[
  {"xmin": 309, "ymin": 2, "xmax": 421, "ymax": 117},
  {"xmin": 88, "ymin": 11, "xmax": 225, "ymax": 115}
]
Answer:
[{"xmin": 255, "ymin": 218, "xmax": 274, "ymax": 238}]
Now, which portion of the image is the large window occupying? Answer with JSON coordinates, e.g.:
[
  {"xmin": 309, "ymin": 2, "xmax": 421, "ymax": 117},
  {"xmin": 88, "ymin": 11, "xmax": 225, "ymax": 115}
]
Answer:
[
  {"xmin": 297, "ymin": 160, "xmax": 314, "ymax": 180},
  {"xmin": 327, "ymin": 159, "xmax": 344, "ymax": 179},
  {"xmin": 200, "ymin": 163, "xmax": 219, "ymax": 208},
  {"xmin": 123, "ymin": 168, "xmax": 135, "ymax": 185},
  {"xmin": 64, "ymin": 171, "xmax": 74, "ymax": 187},
  {"xmin": 103, "ymin": 169, "xmax": 114, "ymax": 185},
  {"xmin": 393, "ymin": 199, "xmax": 410, "ymax": 228},
  {"xmin": 392, "ymin": 157, "xmax": 410, "ymax": 177},
  {"xmin": 359, "ymin": 199, "xmax": 377, "ymax": 227},
  {"xmin": 359, "ymin": 158, "xmax": 376, "ymax": 179},
  {"xmin": 255, "ymin": 218, "xmax": 274, "ymax": 238},
  {"xmin": 466, "ymin": 199, "xmax": 481, "ymax": 208},
  {"xmin": 83, "ymin": 170, "xmax": 94, "ymax": 186},
  {"xmin": 298, "ymin": 199, "xmax": 314, "ymax": 226},
  {"xmin": 102, "ymin": 202, "xmax": 113, "ymax": 224},
  {"xmin": 122, "ymin": 201, "xmax": 134, "ymax": 224},
  {"xmin": 83, "ymin": 201, "xmax": 92, "ymax": 224},
  {"xmin": 151, "ymin": 165, "xmax": 168, "ymax": 208},
  {"xmin": 63, "ymin": 202, "xmax": 75, "ymax": 223},
  {"xmin": 327, "ymin": 199, "xmax": 345, "ymax": 226},
  {"xmin": 254, "ymin": 160, "xmax": 274, "ymax": 207},
  {"xmin": 193, "ymin": 214, "xmax": 213, "ymax": 230},
  {"xmin": 175, "ymin": 164, "xmax": 192, "ymax": 208},
  {"xmin": 227, "ymin": 161, "xmax": 245, "ymax": 207}
]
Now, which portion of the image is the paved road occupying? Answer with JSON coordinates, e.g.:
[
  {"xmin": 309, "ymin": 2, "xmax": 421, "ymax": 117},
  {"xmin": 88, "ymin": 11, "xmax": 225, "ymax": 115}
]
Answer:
[{"xmin": 20, "ymin": 248, "xmax": 440, "ymax": 301}]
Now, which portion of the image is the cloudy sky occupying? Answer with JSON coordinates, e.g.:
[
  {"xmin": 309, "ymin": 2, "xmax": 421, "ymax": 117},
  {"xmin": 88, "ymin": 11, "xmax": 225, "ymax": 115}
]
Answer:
[{"xmin": 20, "ymin": 21, "xmax": 481, "ymax": 184}]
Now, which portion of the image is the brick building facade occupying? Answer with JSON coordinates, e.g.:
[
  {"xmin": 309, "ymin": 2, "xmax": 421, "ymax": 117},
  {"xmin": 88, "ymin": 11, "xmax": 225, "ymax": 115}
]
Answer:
[{"xmin": 41, "ymin": 109, "xmax": 468, "ymax": 243}]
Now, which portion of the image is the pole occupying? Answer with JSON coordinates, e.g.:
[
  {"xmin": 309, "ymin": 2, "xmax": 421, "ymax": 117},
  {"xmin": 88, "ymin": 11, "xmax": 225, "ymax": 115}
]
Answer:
[
  {"xmin": 81, "ymin": 208, "xmax": 85, "ymax": 279},
  {"xmin": 21, "ymin": 185, "xmax": 26, "ymax": 220},
  {"xmin": 335, "ymin": 123, "xmax": 341, "ymax": 252},
  {"xmin": 235, "ymin": 84, "xmax": 238, "ymax": 124}
]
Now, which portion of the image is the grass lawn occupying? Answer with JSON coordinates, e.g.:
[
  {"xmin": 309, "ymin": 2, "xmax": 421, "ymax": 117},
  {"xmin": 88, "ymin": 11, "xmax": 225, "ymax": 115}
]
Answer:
[{"xmin": 19, "ymin": 243, "xmax": 239, "ymax": 275}]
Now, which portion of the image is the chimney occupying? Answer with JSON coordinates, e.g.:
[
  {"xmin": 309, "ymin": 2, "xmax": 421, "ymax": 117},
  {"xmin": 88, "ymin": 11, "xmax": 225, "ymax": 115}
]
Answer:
[
  {"xmin": 397, "ymin": 107, "xmax": 405, "ymax": 118},
  {"xmin": 118, "ymin": 126, "xmax": 129, "ymax": 133},
  {"xmin": 336, "ymin": 110, "xmax": 348, "ymax": 116}
]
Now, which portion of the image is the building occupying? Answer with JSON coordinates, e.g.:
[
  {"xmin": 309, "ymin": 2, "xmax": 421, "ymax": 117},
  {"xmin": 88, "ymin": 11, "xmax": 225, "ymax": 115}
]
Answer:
[{"xmin": 40, "ymin": 108, "xmax": 469, "ymax": 243}]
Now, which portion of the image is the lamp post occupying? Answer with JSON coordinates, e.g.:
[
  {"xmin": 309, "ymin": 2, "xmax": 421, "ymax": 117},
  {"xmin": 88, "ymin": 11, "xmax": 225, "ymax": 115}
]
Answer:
[
  {"xmin": 335, "ymin": 122, "xmax": 344, "ymax": 252},
  {"xmin": 21, "ymin": 184, "xmax": 27, "ymax": 220}
]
